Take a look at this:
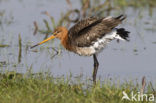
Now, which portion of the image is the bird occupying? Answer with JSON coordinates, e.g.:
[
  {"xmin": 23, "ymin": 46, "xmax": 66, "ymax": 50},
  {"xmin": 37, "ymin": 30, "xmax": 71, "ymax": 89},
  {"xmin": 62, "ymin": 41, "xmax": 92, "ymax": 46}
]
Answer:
[{"xmin": 31, "ymin": 15, "xmax": 130, "ymax": 83}]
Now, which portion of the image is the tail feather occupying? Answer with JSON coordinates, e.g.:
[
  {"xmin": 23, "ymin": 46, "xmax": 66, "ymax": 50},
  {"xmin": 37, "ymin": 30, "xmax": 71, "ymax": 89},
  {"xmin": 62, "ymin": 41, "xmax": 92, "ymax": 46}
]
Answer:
[{"xmin": 116, "ymin": 28, "xmax": 130, "ymax": 41}]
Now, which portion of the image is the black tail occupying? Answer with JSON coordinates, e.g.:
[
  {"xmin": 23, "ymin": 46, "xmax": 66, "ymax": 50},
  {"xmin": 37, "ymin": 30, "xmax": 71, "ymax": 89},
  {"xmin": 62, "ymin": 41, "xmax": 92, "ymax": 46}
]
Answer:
[{"xmin": 116, "ymin": 28, "xmax": 130, "ymax": 41}]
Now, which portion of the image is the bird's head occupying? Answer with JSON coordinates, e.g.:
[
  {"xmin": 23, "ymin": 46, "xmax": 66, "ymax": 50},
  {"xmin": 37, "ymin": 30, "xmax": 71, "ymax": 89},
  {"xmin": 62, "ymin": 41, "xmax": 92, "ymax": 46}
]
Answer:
[
  {"xmin": 31, "ymin": 27, "xmax": 68, "ymax": 49},
  {"xmin": 53, "ymin": 27, "xmax": 68, "ymax": 39}
]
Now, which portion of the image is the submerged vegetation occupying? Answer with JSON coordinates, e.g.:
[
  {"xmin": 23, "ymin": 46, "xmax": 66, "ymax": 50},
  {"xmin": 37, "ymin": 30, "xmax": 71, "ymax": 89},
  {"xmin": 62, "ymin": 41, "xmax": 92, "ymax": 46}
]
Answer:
[{"xmin": 0, "ymin": 72, "xmax": 155, "ymax": 103}]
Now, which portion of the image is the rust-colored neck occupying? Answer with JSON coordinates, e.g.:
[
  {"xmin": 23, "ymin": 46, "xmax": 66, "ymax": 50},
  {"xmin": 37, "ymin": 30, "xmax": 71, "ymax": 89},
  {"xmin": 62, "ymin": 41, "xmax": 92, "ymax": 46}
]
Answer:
[
  {"xmin": 56, "ymin": 27, "xmax": 72, "ymax": 51},
  {"xmin": 61, "ymin": 33, "xmax": 71, "ymax": 50}
]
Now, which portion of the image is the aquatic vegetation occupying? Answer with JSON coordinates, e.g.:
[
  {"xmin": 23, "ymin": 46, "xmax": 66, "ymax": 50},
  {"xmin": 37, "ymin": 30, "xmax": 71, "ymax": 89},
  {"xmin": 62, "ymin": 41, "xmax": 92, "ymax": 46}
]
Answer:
[
  {"xmin": 0, "ymin": 44, "xmax": 9, "ymax": 47},
  {"xmin": 18, "ymin": 34, "xmax": 22, "ymax": 63},
  {"xmin": 114, "ymin": 0, "xmax": 156, "ymax": 8}
]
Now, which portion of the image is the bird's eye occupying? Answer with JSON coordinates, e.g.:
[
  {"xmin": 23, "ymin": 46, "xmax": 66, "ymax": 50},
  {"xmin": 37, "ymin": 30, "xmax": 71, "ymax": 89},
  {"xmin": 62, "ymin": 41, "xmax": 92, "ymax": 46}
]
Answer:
[
  {"xmin": 54, "ymin": 30, "xmax": 60, "ymax": 35},
  {"xmin": 55, "ymin": 31, "xmax": 58, "ymax": 33},
  {"xmin": 57, "ymin": 31, "xmax": 61, "ymax": 34}
]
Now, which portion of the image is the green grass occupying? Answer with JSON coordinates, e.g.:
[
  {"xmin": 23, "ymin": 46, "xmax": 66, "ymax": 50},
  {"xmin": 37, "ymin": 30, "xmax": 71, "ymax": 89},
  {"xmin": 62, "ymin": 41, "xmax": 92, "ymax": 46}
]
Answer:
[{"xmin": 0, "ymin": 72, "xmax": 155, "ymax": 103}]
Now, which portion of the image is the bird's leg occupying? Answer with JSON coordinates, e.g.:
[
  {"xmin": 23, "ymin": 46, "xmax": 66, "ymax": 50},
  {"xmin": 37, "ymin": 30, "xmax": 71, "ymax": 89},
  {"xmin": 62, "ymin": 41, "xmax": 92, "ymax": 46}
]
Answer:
[{"xmin": 92, "ymin": 54, "xmax": 99, "ymax": 84}]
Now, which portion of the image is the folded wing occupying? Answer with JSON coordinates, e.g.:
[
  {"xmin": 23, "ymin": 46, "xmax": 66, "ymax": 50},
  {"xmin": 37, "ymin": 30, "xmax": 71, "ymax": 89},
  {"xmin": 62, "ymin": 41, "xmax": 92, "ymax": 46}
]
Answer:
[{"xmin": 68, "ymin": 15, "xmax": 126, "ymax": 47}]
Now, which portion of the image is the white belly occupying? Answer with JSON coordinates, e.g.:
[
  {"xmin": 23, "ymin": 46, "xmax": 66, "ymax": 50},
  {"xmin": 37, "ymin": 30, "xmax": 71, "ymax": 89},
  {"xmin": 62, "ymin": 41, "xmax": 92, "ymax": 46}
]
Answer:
[
  {"xmin": 74, "ymin": 29, "xmax": 124, "ymax": 56},
  {"xmin": 75, "ymin": 35, "xmax": 112, "ymax": 56}
]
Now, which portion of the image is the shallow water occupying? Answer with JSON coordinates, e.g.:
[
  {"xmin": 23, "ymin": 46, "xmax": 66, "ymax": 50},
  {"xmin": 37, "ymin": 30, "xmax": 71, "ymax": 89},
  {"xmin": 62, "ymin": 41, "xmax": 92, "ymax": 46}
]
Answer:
[{"xmin": 0, "ymin": 0, "xmax": 156, "ymax": 82}]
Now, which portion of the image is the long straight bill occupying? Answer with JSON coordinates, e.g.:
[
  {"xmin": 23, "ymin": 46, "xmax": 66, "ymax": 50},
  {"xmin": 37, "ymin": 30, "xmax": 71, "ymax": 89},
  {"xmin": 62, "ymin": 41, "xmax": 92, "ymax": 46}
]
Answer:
[{"xmin": 31, "ymin": 35, "xmax": 56, "ymax": 49}]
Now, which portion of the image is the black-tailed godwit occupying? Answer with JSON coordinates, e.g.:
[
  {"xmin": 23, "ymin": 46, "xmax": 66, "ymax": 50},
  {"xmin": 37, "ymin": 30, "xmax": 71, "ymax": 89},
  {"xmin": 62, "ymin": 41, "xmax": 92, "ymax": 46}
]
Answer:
[{"xmin": 31, "ymin": 15, "xmax": 130, "ymax": 83}]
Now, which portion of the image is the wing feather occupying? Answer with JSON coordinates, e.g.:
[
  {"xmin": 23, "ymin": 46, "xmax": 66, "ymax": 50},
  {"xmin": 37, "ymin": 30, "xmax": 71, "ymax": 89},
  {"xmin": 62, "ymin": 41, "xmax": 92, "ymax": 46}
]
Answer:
[
  {"xmin": 68, "ymin": 15, "xmax": 126, "ymax": 47},
  {"xmin": 68, "ymin": 17, "xmax": 99, "ymax": 39}
]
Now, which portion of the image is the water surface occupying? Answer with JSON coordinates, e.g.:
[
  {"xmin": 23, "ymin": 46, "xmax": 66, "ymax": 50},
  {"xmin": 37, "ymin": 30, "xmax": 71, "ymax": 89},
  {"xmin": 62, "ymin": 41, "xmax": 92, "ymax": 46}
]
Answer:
[{"xmin": 0, "ymin": 0, "xmax": 156, "ymax": 82}]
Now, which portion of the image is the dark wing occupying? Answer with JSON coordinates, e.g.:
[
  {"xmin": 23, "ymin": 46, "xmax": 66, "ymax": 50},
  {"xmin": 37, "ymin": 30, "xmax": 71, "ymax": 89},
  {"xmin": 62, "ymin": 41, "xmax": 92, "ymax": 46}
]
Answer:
[
  {"xmin": 68, "ymin": 15, "xmax": 126, "ymax": 47},
  {"xmin": 68, "ymin": 17, "xmax": 100, "ymax": 39}
]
